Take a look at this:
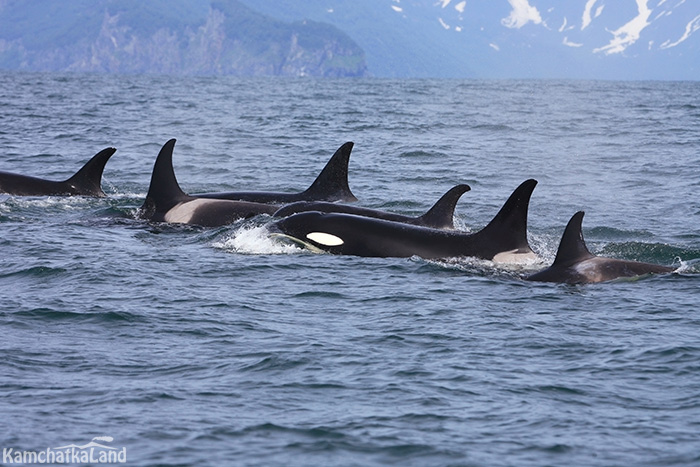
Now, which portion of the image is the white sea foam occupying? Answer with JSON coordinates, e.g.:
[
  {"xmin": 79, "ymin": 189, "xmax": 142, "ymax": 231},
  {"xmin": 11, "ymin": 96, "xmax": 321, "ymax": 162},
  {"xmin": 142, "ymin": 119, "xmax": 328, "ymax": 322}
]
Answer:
[
  {"xmin": 1, "ymin": 195, "xmax": 94, "ymax": 211},
  {"xmin": 212, "ymin": 224, "xmax": 303, "ymax": 255},
  {"xmin": 527, "ymin": 232, "xmax": 559, "ymax": 264},
  {"xmin": 675, "ymin": 257, "xmax": 700, "ymax": 274},
  {"xmin": 452, "ymin": 215, "xmax": 470, "ymax": 232},
  {"xmin": 432, "ymin": 255, "xmax": 539, "ymax": 279}
]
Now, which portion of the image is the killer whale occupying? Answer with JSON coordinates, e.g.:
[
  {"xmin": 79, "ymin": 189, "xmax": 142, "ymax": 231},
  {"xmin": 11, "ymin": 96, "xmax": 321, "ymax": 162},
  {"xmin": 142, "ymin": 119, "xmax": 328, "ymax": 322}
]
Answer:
[
  {"xmin": 194, "ymin": 142, "xmax": 357, "ymax": 203},
  {"xmin": 139, "ymin": 139, "xmax": 278, "ymax": 227},
  {"xmin": 0, "ymin": 147, "xmax": 116, "ymax": 197},
  {"xmin": 272, "ymin": 184, "xmax": 471, "ymax": 230},
  {"xmin": 270, "ymin": 179, "xmax": 538, "ymax": 263},
  {"xmin": 527, "ymin": 211, "xmax": 676, "ymax": 284}
]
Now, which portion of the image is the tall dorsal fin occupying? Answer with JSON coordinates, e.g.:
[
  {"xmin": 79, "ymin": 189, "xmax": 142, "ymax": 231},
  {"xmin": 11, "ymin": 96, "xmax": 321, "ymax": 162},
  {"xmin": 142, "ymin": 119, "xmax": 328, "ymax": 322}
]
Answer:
[
  {"xmin": 65, "ymin": 147, "xmax": 116, "ymax": 197},
  {"xmin": 417, "ymin": 184, "xmax": 471, "ymax": 229},
  {"xmin": 477, "ymin": 179, "xmax": 537, "ymax": 252},
  {"xmin": 142, "ymin": 139, "xmax": 190, "ymax": 215},
  {"xmin": 552, "ymin": 211, "xmax": 595, "ymax": 266},
  {"xmin": 302, "ymin": 142, "xmax": 357, "ymax": 202}
]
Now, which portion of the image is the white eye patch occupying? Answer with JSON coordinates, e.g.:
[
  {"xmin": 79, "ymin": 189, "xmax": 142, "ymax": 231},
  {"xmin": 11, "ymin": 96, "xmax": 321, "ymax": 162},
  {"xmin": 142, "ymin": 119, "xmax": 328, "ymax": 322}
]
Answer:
[{"xmin": 306, "ymin": 232, "xmax": 344, "ymax": 246}]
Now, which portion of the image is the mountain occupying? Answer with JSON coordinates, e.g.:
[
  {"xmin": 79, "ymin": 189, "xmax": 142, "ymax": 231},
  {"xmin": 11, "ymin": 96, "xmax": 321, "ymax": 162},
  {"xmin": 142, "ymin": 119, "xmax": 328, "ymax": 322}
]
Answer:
[
  {"xmin": 0, "ymin": 0, "xmax": 697, "ymax": 79},
  {"xmin": 237, "ymin": 0, "xmax": 700, "ymax": 80},
  {"xmin": 0, "ymin": 0, "xmax": 367, "ymax": 77}
]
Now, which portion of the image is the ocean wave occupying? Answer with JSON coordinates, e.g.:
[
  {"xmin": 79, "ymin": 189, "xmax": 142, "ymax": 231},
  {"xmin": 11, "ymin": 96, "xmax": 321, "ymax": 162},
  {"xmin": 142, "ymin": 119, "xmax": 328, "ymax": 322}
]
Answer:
[
  {"xmin": 599, "ymin": 241, "xmax": 697, "ymax": 266},
  {"xmin": 0, "ymin": 265, "xmax": 69, "ymax": 279},
  {"xmin": 10, "ymin": 308, "xmax": 141, "ymax": 323}
]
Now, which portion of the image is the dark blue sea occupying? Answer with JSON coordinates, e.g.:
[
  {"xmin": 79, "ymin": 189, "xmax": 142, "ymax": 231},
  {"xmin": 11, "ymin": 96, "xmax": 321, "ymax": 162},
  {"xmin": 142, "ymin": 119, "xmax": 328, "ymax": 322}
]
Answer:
[{"xmin": 1, "ymin": 72, "xmax": 700, "ymax": 466}]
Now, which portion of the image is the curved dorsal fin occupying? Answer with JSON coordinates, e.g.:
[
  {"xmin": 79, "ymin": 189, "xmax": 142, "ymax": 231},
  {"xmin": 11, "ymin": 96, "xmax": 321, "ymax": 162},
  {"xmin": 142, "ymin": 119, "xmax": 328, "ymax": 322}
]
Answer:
[
  {"xmin": 552, "ymin": 211, "xmax": 595, "ymax": 266},
  {"xmin": 302, "ymin": 142, "xmax": 357, "ymax": 202},
  {"xmin": 477, "ymin": 179, "xmax": 537, "ymax": 252},
  {"xmin": 142, "ymin": 139, "xmax": 190, "ymax": 215},
  {"xmin": 417, "ymin": 184, "xmax": 471, "ymax": 229},
  {"xmin": 65, "ymin": 147, "xmax": 116, "ymax": 196}
]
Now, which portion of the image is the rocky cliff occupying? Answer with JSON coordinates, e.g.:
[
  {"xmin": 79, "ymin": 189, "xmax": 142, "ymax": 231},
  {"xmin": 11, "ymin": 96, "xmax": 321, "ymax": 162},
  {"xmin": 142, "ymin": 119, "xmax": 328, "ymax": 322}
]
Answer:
[{"xmin": 0, "ymin": 0, "xmax": 367, "ymax": 77}]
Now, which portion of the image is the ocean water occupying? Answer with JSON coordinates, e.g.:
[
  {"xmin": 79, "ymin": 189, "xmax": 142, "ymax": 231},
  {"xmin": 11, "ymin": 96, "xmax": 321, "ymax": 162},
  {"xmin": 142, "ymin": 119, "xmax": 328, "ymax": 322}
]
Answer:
[{"xmin": 1, "ymin": 72, "xmax": 700, "ymax": 466}]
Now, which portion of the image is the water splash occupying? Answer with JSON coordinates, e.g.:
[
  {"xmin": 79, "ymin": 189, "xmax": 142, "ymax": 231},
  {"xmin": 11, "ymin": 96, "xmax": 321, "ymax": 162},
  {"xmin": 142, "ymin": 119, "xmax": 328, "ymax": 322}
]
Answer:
[
  {"xmin": 451, "ymin": 215, "xmax": 471, "ymax": 232},
  {"xmin": 212, "ymin": 224, "xmax": 304, "ymax": 255},
  {"xmin": 527, "ymin": 232, "xmax": 559, "ymax": 264},
  {"xmin": 0, "ymin": 195, "xmax": 95, "ymax": 211},
  {"xmin": 676, "ymin": 257, "xmax": 700, "ymax": 274}
]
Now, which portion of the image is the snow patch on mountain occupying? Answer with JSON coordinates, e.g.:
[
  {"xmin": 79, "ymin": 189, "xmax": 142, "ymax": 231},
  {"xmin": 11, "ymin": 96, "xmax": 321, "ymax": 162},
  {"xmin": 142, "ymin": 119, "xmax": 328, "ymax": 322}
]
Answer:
[
  {"xmin": 563, "ymin": 37, "xmax": 583, "ymax": 48},
  {"xmin": 582, "ymin": 0, "xmax": 604, "ymax": 31},
  {"xmin": 233, "ymin": 0, "xmax": 699, "ymax": 79},
  {"xmin": 501, "ymin": 0, "xmax": 543, "ymax": 29},
  {"xmin": 594, "ymin": 0, "xmax": 652, "ymax": 54},
  {"xmin": 661, "ymin": 14, "xmax": 700, "ymax": 49}
]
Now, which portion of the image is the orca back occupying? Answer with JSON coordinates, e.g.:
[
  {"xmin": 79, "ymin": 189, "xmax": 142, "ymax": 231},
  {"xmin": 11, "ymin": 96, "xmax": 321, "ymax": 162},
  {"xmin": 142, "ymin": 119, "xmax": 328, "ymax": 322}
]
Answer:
[
  {"xmin": 527, "ymin": 211, "xmax": 675, "ymax": 284},
  {"xmin": 0, "ymin": 147, "xmax": 115, "ymax": 197},
  {"xmin": 272, "ymin": 183, "xmax": 470, "ymax": 229},
  {"xmin": 194, "ymin": 142, "xmax": 357, "ymax": 203}
]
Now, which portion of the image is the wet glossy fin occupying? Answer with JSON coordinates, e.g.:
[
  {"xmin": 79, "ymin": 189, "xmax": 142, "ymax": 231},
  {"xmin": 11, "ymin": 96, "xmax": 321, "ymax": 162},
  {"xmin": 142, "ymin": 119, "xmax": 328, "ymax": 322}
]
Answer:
[
  {"xmin": 417, "ymin": 184, "xmax": 471, "ymax": 229},
  {"xmin": 478, "ymin": 179, "xmax": 537, "ymax": 253},
  {"xmin": 65, "ymin": 147, "xmax": 116, "ymax": 197},
  {"xmin": 551, "ymin": 211, "xmax": 595, "ymax": 266},
  {"xmin": 141, "ymin": 139, "xmax": 190, "ymax": 216},
  {"xmin": 301, "ymin": 142, "xmax": 357, "ymax": 202}
]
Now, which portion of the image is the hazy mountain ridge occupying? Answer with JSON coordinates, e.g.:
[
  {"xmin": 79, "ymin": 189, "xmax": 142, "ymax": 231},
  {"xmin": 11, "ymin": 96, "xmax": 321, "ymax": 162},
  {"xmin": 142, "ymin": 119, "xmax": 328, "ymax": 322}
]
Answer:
[
  {"xmin": 239, "ymin": 0, "xmax": 699, "ymax": 79},
  {"xmin": 0, "ymin": 0, "xmax": 367, "ymax": 77},
  {"xmin": 0, "ymin": 0, "xmax": 696, "ymax": 79}
]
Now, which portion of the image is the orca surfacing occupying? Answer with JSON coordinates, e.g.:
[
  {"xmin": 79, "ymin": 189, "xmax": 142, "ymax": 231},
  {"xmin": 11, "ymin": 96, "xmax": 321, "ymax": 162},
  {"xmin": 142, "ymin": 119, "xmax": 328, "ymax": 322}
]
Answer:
[
  {"xmin": 272, "ymin": 184, "xmax": 471, "ymax": 230},
  {"xmin": 0, "ymin": 147, "xmax": 116, "ymax": 197},
  {"xmin": 139, "ymin": 139, "xmax": 278, "ymax": 227},
  {"xmin": 194, "ymin": 142, "xmax": 357, "ymax": 203},
  {"xmin": 271, "ymin": 179, "xmax": 538, "ymax": 263},
  {"xmin": 527, "ymin": 211, "xmax": 676, "ymax": 284}
]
